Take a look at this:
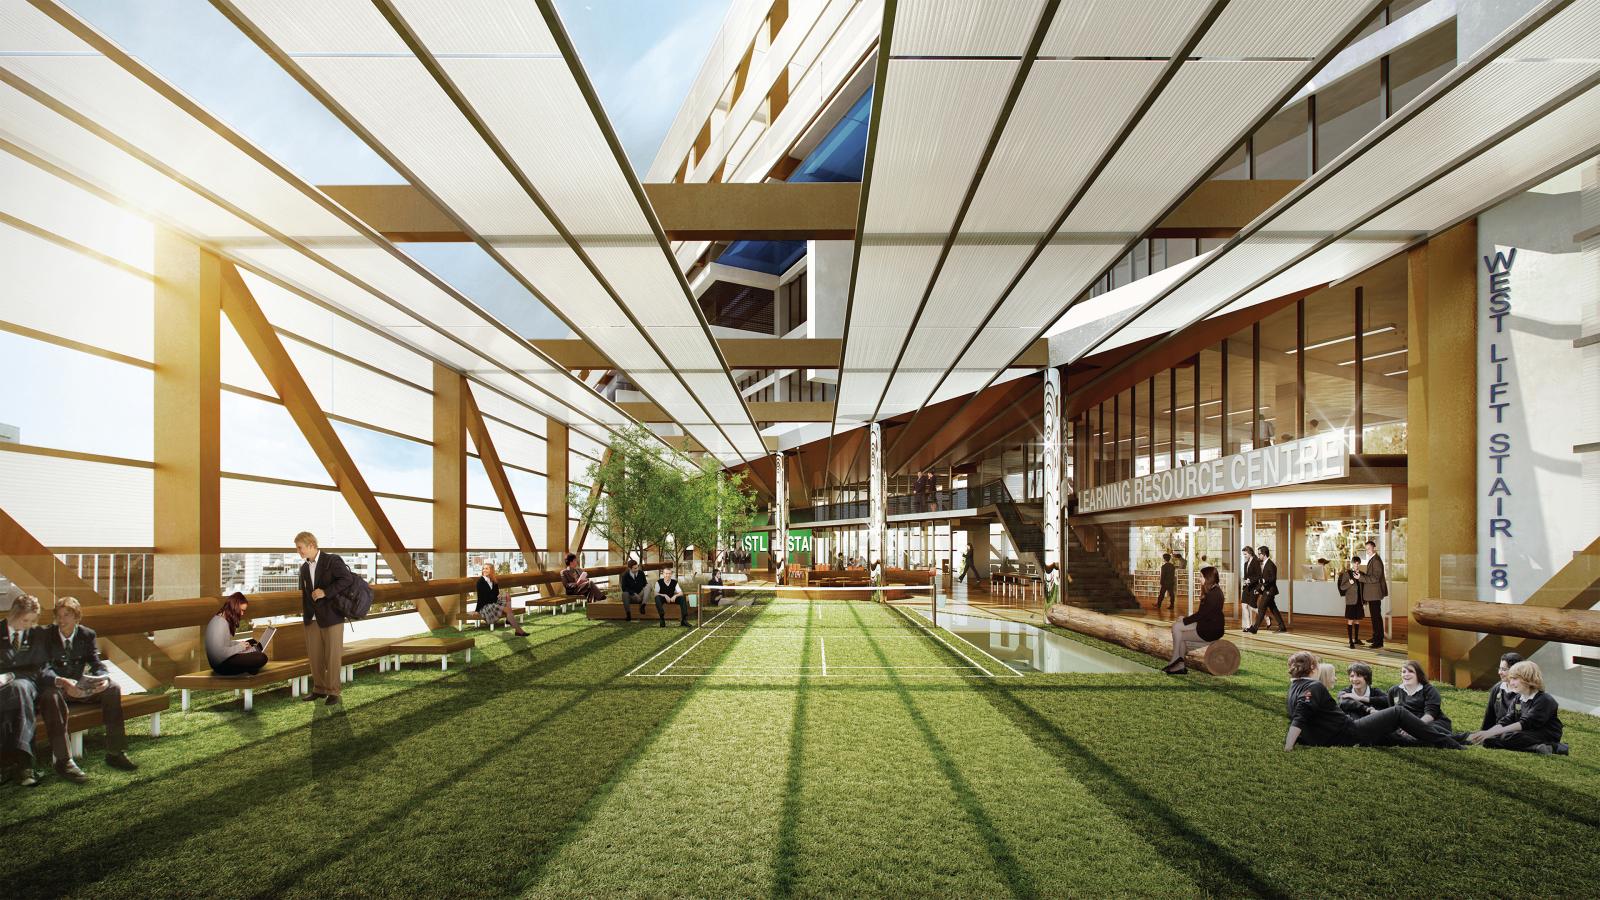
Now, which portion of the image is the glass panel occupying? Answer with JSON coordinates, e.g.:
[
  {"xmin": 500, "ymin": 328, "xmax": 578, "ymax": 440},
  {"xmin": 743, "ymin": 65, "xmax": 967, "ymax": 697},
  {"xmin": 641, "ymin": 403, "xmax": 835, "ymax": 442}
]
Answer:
[
  {"xmin": 1174, "ymin": 361, "xmax": 1196, "ymax": 467},
  {"xmin": 1224, "ymin": 326, "xmax": 1255, "ymax": 455},
  {"xmin": 1258, "ymin": 301, "xmax": 1300, "ymax": 442},
  {"xmin": 1315, "ymin": 61, "xmax": 1382, "ymax": 168},
  {"xmin": 0, "ymin": 331, "xmax": 153, "ymax": 460},
  {"xmin": 1361, "ymin": 269, "xmax": 1408, "ymax": 452},
  {"xmin": 0, "ymin": 452, "xmax": 152, "ymax": 548},
  {"xmin": 1152, "ymin": 374, "xmax": 1171, "ymax": 472},
  {"xmin": 1253, "ymin": 99, "xmax": 1308, "ymax": 179},
  {"xmin": 1197, "ymin": 346, "xmax": 1222, "ymax": 461},
  {"xmin": 1389, "ymin": 21, "xmax": 1456, "ymax": 112},
  {"xmin": 1302, "ymin": 284, "xmax": 1358, "ymax": 439}
]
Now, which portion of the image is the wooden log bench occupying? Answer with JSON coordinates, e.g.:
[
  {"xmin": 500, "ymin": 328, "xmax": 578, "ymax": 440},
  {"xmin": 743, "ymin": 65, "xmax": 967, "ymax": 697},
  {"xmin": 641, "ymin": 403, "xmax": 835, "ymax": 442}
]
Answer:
[
  {"xmin": 387, "ymin": 636, "xmax": 476, "ymax": 671},
  {"xmin": 35, "ymin": 692, "xmax": 170, "ymax": 758},
  {"xmin": 173, "ymin": 659, "xmax": 313, "ymax": 712},
  {"xmin": 1047, "ymin": 603, "xmax": 1241, "ymax": 675}
]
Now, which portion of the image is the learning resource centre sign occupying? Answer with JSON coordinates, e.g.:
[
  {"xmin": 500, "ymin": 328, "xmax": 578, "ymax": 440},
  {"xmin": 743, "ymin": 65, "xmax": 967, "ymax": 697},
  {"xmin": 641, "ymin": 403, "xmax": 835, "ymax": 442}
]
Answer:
[{"xmin": 1077, "ymin": 431, "xmax": 1350, "ymax": 514}]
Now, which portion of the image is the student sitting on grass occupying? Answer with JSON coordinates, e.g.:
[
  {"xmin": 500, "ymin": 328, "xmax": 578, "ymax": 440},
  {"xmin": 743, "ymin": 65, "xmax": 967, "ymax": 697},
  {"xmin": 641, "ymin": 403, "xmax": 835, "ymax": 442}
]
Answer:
[
  {"xmin": 1466, "ymin": 660, "xmax": 1568, "ymax": 755},
  {"xmin": 1337, "ymin": 662, "xmax": 1389, "ymax": 718},
  {"xmin": 1316, "ymin": 662, "xmax": 1338, "ymax": 693},
  {"xmin": 476, "ymin": 563, "xmax": 528, "ymax": 637},
  {"xmin": 1478, "ymin": 652, "xmax": 1522, "ymax": 731},
  {"xmin": 1284, "ymin": 651, "xmax": 1462, "ymax": 751},
  {"xmin": 1386, "ymin": 660, "xmax": 1454, "ymax": 742}
]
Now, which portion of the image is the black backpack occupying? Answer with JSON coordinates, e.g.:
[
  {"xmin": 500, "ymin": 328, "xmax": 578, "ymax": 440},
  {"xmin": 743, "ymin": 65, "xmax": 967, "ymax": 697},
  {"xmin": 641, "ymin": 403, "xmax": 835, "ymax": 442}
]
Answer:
[{"xmin": 334, "ymin": 574, "xmax": 374, "ymax": 621}]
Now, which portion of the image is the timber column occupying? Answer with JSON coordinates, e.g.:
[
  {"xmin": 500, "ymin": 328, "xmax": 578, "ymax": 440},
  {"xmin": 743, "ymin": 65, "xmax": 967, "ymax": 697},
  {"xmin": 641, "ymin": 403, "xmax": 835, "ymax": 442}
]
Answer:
[
  {"xmin": 546, "ymin": 418, "xmax": 569, "ymax": 568},
  {"xmin": 869, "ymin": 422, "xmax": 885, "ymax": 578},
  {"xmin": 434, "ymin": 365, "xmax": 468, "ymax": 619},
  {"xmin": 153, "ymin": 229, "xmax": 220, "ymax": 605},
  {"xmin": 1407, "ymin": 219, "xmax": 1478, "ymax": 681}
]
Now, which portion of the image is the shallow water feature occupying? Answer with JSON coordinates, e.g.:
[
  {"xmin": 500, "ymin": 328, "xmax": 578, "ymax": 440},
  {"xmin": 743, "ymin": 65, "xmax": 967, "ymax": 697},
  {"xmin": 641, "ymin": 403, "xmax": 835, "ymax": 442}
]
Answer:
[{"xmin": 911, "ymin": 607, "xmax": 1151, "ymax": 674}]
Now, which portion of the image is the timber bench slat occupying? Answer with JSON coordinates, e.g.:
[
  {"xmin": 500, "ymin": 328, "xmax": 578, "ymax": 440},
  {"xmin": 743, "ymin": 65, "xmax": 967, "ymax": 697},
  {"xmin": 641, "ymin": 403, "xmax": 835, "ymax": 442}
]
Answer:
[
  {"xmin": 174, "ymin": 659, "xmax": 312, "ymax": 712},
  {"xmin": 388, "ymin": 636, "xmax": 475, "ymax": 671},
  {"xmin": 36, "ymin": 692, "xmax": 171, "ymax": 757}
]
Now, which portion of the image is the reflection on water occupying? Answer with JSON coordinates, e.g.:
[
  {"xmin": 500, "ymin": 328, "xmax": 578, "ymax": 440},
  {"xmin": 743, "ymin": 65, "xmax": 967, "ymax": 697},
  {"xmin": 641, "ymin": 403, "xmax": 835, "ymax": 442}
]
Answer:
[{"xmin": 911, "ymin": 608, "xmax": 1150, "ymax": 674}]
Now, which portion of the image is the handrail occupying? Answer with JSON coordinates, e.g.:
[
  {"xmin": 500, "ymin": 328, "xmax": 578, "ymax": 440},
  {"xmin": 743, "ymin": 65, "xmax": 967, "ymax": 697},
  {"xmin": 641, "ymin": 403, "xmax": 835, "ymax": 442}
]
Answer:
[{"xmin": 75, "ymin": 562, "xmax": 669, "ymax": 637}]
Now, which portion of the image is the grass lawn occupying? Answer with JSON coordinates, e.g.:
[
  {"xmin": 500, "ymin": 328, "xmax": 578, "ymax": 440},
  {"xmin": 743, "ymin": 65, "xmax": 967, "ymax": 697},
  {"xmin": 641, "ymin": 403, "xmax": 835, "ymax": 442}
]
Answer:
[{"xmin": 3, "ymin": 599, "xmax": 1598, "ymax": 898}]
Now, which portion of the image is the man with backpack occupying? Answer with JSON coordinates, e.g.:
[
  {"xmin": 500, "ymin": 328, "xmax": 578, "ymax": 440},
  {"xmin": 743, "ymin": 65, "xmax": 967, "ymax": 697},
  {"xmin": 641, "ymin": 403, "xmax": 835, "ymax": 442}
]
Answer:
[{"xmin": 296, "ymin": 531, "xmax": 353, "ymax": 707}]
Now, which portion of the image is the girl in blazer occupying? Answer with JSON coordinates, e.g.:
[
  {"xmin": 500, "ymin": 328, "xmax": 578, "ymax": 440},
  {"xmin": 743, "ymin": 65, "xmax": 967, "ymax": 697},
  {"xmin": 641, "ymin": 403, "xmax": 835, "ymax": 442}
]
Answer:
[
  {"xmin": 1387, "ymin": 660, "xmax": 1453, "ymax": 741},
  {"xmin": 1340, "ymin": 557, "xmax": 1364, "ymax": 647},
  {"xmin": 476, "ymin": 563, "xmax": 527, "ymax": 636},
  {"xmin": 1163, "ymin": 566, "xmax": 1224, "ymax": 675}
]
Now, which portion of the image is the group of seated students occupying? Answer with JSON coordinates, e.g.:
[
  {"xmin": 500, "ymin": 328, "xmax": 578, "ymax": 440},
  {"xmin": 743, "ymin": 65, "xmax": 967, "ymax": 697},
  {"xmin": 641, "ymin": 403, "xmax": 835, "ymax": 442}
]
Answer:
[
  {"xmin": 2, "ymin": 595, "xmax": 137, "ymax": 788},
  {"xmin": 615, "ymin": 558, "xmax": 692, "ymax": 627},
  {"xmin": 1286, "ymin": 650, "xmax": 1568, "ymax": 755}
]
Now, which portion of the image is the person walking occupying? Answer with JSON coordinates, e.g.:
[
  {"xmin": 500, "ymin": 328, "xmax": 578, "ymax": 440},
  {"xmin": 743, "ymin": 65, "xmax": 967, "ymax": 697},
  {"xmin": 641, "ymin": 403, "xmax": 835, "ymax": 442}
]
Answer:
[
  {"xmin": 1245, "ymin": 546, "xmax": 1286, "ymax": 633},
  {"xmin": 1240, "ymin": 547, "xmax": 1261, "ymax": 631},
  {"xmin": 1162, "ymin": 565, "xmax": 1224, "ymax": 675},
  {"xmin": 1339, "ymin": 556, "xmax": 1365, "ymax": 647},
  {"xmin": 296, "ymin": 531, "xmax": 351, "ymax": 707},
  {"xmin": 958, "ymin": 547, "xmax": 978, "ymax": 584},
  {"xmin": 1155, "ymin": 553, "xmax": 1177, "ymax": 612},
  {"xmin": 1359, "ymin": 540, "xmax": 1388, "ymax": 649}
]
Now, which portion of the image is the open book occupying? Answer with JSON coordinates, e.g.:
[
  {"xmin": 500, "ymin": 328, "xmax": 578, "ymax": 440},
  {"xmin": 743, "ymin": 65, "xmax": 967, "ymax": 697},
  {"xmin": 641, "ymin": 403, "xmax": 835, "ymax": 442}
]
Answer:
[{"xmin": 75, "ymin": 674, "xmax": 111, "ymax": 694}]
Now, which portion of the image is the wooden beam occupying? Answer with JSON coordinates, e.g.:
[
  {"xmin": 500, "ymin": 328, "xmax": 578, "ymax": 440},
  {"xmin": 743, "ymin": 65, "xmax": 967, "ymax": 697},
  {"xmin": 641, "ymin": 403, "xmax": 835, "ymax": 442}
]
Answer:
[
  {"xmin": 546, "ymin": 418, "xmax": 569, "ymax": 562},
  {"xmin": 618, "ymin": 400, "xmax": 833, "ymax": 423},
  {"xmin": 0, "ymin": 509, "xmax": 173, "ymax": 688},
  {"xmin": 318, "ymin": 182, "xmax": 860, "ymax": 242},
  {"xmin": 433, "ymin": 364, "xmax": 468, "ymax": 618},
  {"xmin": 1415, "ymin": 595, "xmax": 1600, "ymax": 648},
  {"xmin": 570, "ymin": 449, "xmax": 613, "ymax": 560},
  {"xmin": 526, "ymin": 337, "xmax": 1038, "ymax": 372},
  {"xmin": 462, "ymin": 383, "xmax": 546, "ymax": 591},
  {"xmin": 220, "ymin": 263, "xmax": 441, "ymax": 627},
  {"xmin": 1150, "ymin": 179, "xmax": 1302, "ymax": 238}
]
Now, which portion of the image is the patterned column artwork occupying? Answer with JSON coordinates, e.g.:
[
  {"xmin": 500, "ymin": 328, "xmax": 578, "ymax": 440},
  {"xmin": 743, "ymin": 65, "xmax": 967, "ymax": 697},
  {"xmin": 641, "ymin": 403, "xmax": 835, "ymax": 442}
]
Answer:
[
  {"xmin": 1043, "ymin": 368, "xmax": 1062, "ymax": 602},
  {"xmin": 774, "ymin": 453, "xmax": 787, "ymax": 574},
  {"xmin": 869, "ymin": 422, "xmax": 885, "ymax": 580}
]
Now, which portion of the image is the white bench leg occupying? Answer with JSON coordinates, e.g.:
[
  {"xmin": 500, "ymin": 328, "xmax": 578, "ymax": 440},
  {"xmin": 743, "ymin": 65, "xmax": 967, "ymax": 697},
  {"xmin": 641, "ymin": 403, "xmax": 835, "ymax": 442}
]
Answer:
[
  {"xmin": 292, "ymin": 677, "xmax": 301, "ymax": 698},
  {"xmin": 440, "ymin": 655, "xmax": 448, "ymax": 671},
  {"xmin": 151, "ymin": 711, "xmax": 161, "ymax": 737},
  {"xmin": 71, "ymin": 731, "xmax": 84, "ymax": 758},
  {"xmin": 181, "ymin": 689, "xmax": 190, "ymax": 712},
  {"xmin": 465, "ymin": 648, "xmax": 472, "ymax": 663},
  {"xmin": 243, "ymin": 688, "xmax": 254, "ymax": 712}
]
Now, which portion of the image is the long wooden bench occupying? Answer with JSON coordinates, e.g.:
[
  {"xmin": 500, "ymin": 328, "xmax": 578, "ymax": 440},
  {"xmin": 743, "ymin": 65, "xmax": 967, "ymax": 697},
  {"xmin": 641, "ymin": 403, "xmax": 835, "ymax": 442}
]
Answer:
[
  {"xmin": 35, "ymin": 692, "xmax": 170, "ymax": 758},
  {"xmin": 587, "ymin": 595, "xmax": 698, "ymax": 622},
  {"xmin": 387, "ymin": 636, "xmax": 475, "ymax": 670},
  {"xmin": 338, "ymin": 637, "xmax": 402, "ymax": 683},
  {"xmin": 173, "ymin": 659, "xmax": 313, "ymax": 712}
]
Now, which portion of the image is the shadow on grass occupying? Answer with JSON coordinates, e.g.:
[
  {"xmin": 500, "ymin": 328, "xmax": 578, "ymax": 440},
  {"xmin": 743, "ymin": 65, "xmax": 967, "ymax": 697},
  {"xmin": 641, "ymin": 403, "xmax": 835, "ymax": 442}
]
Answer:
[
  {"xmin": 0, "ymin": 624, "xmax": 638, "ymax": 898},
  {"xmin": 853, "ymin": 603, "xmax": 1043, "ymax": 900},
  {"xmin": 769, "ymin": 600, "xmax": 816, "ymax": 899}
]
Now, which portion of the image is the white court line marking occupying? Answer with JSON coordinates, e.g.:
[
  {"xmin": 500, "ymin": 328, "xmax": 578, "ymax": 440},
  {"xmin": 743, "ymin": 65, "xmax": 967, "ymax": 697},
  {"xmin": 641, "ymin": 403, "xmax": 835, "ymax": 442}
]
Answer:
[
  {"xmin": 625, "ymin": 604, "xmax": 740, "ymax": 677},
  {"xmin": 888, "ymin": 603, "xmax": 1021, "ymax": 678},
  {"xmin": 820, "ymin": 637, "xmax": 827, "ymax": 677},
  {"xmin": 650, "ymin": 604, "xmax": 749, "ymax": 676},
  {"xmin": 661, "ymin": 665, "xmax": 975, "ymax": 670}
]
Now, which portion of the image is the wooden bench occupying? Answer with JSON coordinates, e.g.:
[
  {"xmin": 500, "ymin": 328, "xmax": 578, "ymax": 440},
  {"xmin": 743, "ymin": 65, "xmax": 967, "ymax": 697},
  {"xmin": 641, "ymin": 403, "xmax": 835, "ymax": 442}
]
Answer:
[
  {"xmin": 586, "ymin": 595, "xmax": 696, "ymax": 622},
  {"xmin": 35, "ymin": 692, "xmax": 170, "ymax": 758},
  {"xmin": 173, "ymin": 659, "xmax": 313, "ymax": 712},
  {"xmin": 387, "ymin": 636, "xmax": 475, "ymax": 670},
  {"xmin": 338, "ymin": 637, "xmax": 401, "ymax": 683}
]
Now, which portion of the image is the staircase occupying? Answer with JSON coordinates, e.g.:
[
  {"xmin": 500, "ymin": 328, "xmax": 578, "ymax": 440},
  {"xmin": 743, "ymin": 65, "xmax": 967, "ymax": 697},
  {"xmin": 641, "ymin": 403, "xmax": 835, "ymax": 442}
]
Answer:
[
  {"xmin": 1065, "ymin": 527, "xmax": 1140, "ymax": 611},
  {"xmin": 991, "ymin": 483, "xmax": 1045, "ymax": 572}
]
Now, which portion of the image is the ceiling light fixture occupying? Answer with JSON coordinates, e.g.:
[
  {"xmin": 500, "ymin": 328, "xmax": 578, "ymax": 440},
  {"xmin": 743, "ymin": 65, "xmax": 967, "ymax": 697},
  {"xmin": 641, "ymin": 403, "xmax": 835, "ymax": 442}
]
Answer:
[
  {"xmin": 1285, "ymin": 325, "xmax": 1397, "ymax": 355},
  {"xmin": 1337, "ymin": 347, "xmax": 1408, "ymax": 366}
]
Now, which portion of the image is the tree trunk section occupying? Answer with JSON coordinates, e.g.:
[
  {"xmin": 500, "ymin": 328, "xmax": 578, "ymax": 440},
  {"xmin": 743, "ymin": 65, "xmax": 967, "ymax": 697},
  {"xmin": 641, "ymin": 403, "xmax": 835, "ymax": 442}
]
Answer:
[
  {"xmin": 1413, "ymin": 598, "xmax": 1600, "ymax": 646},
  {"xmin": 1047, "ymin": 603, "xmax": 1240, "ymax": 675}
]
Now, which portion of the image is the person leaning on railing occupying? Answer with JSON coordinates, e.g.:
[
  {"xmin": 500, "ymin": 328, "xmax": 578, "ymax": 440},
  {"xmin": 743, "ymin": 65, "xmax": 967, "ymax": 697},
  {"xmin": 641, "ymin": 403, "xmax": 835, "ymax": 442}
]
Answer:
[{"xmin": 48, "ymin": 597, "xmax": 137, "ymax": 771}]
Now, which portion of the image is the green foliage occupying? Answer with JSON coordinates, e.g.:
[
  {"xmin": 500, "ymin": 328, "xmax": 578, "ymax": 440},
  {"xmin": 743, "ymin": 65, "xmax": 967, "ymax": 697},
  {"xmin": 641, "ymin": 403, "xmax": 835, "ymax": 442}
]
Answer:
[{"xmin": 570, "ymin": 426, "xmax": 758, "ymax": 564}]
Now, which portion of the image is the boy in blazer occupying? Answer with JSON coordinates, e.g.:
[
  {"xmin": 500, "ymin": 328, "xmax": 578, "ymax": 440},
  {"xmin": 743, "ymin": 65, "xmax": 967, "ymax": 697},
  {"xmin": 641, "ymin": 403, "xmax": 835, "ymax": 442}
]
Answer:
[
  {"xmin": 1359, "ymin": 540, "xmax": 1388, "ymax": 649},
  {"xmin": 296, "ymin": 531, "xmax": 353, "ymax": 706},
  {"xmin": 48, "ymin": 597, "xmax": 136, "ymax": 770}
]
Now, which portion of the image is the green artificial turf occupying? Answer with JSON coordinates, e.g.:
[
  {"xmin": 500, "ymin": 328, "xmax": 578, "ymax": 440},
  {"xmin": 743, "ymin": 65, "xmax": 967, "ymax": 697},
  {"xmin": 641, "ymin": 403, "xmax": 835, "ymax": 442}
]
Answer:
[{"xmin": 3, "ymin": 601, "xmax": 1598, "ymax": 899}]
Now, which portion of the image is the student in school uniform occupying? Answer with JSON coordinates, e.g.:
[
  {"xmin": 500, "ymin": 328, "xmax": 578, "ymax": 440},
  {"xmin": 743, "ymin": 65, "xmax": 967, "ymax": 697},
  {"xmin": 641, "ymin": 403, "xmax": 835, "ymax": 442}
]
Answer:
[
  {"xmin": 1162, "ymin": 566, "xmax": 1224, "ymax": 675},
  {"xmin": 1283, "ymin": 651, "xmax": 1462, "ymax": 751},
  {"xmin": 1468, "ymin": 660, "xmax": 1568, "ymax": 755},
  {"xmin": 1245, "ymin": 546, "xmax": 1286, "ymax": 633},
  {"xmin": 47, "ymin": 597, "xmax": 137, "ymax": 771},
  {"xmin": 1155, "ymin": 553, "xmax": 1177, "ymax": 612},
  {"xmin": 1340, "ymin": 557, "xmax": 1365, "ymax": 647},
  {"xmin": 1337, "ymin": 661, "xmax": 1390, "ymax": 718},
  {"xmin": 1476, "ymin": 652, "xmax": 1523, "ymax": 732},
  {"xmin": 654, "ymin": 568, "xmax": 691, "ymax": 628},
  {"xmin": 476, "ymin": 563, "xmax": 528, "ymax": 637},
  {"xmin": 1386, "ymin": 660, "xmax": 1455, "ymax": 742}
]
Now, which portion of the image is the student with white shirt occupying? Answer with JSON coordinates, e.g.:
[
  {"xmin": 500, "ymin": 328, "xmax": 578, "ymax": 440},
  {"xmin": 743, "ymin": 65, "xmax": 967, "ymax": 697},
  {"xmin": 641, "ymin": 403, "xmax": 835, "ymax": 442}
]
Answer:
[
  {"xmin": 1, "ymin": 595, "xmax": 82, "ymax": 785},
  {"xmin": 1467, "ymin": 660, "xmax": 1568, "ymax": 755},
  {"xmin": 654, "ymin": 568, "xmax": 691, "ymax": 628},
  {"xmin": 1386, "ymin": 660, "xmax": 1454, "ymax": 742},
  {"xmin": 295, "ymin": 531, "xmax": 353, "ymax": 707},
  {"xmin": 476, "ymin": 563, "xmax": 528, "ymax": 636},
  {"xmin": 1337, "ymin": 662, "xmax": 1390, "ymax": 718}
]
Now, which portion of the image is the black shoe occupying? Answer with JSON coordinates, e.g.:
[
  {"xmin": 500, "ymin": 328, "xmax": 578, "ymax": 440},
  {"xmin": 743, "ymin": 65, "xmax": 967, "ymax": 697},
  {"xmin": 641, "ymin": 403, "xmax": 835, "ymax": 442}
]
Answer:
[
  {"xmin": 301, "ymin": 691, "xmax": 325, "ymax": 702},
  {"xmin": 1243, "ymin": 626, "xmax": 1259, "ymax": 634},
  {"xmin": 18, "ymin": 768, "xmax": 40, "ymax": 787},
  {"xmin": 1370, "ymin": 642, "xmax": 1384, "ymax": 650},
  {"xmin": 325, "ymin": 695, "xmax": 341, "ymax": 706},
  {"xmin": 105, "ymin": 753, "xmax": 137, "ymax": 771},
  {"xmin": 1275, "ymin": 627, "xmax": 1287, "ymax": 633},
  {"xmin": 1165, "ymin": 666, "xmax": 1188, "ymax": 676},
  {"xmin": 1534, "ymin": 743, "xmax": 1554, "ymax": 755},
  {"xmin": 658, "ymin": 621, "xmax": 666, "ymax": 628},
  {"xmin": 681, "ymin": 621, "xmax": 692, "ymax": 627},
  {"xmin": 55, "ymin": 761, "xmax": 90, "ymax": 784},
  {"xmin": 1554, "ymin": 742, "xmax": 1570, "ymax": 756},
  {"xmin": 513, "ymin": 629, "xmax": 529, "ymax": 637}
]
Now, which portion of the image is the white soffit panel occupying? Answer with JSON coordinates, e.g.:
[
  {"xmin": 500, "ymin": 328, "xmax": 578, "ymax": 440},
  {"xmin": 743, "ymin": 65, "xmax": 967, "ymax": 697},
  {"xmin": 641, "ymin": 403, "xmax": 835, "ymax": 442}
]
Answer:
[
  {"xmin": 862, "ymin": 58, "xmax": 1018, "ymax": 235},
  {"xmin": 1040, "ymin": 0, "xmax": 1214, "ymax": 58},
  {"xmin": 987, "ymin": 242, "xmax": 1127, "ymax": 329},
  {"xmin": 890, "ymin": 0, "xmax": 1046, "ymax": 57},
  {"xmin": 1194, "ymin": 0, "xmax": 1376, "ymax": 59}
]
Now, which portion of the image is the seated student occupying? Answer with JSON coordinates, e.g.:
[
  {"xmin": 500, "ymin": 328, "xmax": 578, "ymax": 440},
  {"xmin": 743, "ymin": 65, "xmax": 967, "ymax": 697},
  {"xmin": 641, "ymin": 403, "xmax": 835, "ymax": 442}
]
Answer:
[
  {"xmin": 1284, "ymin": 651, "xmax": 1461, "ymax": 751},
  {"xmin": 1162, "ymin": 565, "xmax": 1224, "ymax": 675},
  {"xmin": 1478, "ymin": 652, "xmax": 1523, "ymax": 732},
  {"xmin": 476, "ymin": 564, "xmax": 528, "ymax": 636},
  {"xmin": 1, "ymin": 595, "xmax": 82, "ymax": 785},
  {"xmin": 47, "ymin": 597, "xmax": 136, "ymax": 771},
  {"xmin": 1387, "ymin": 660, "xmax": 1454, "ymax": 741},
  {"xmin": 561, "ymin": 554, "xmax": 606, "ymax": 602},
  {"xmin": 206, "ymin": 593, "xmax": 268, "ymax": 677},
  {"xmin": 1467, "ymin": 660, "xmax": 1568, "ymax": 755},
  {"xmin": 1316, "ymin": 663, "xmax": 1338, "ymax": 693},
  {"xmin": 705, "ymin": 567, "xmax": 725, "ymax": 607},
  {"xmin": 654, "ymin": 568, "xmax": 691, "ymax": 628},
  {"xmin": 1337, "ymin": 662, "xmax": 1390, "ymax": 718},
  {"xmin": 619, "ymin": 559, "xmax": 648, "ymax": 622}
]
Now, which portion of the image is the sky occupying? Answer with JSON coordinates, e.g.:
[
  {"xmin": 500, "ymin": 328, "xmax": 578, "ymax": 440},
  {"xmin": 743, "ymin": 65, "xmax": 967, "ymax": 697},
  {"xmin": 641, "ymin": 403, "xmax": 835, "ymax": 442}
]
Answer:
[{"xmin": 1, "ymin": 1, "xmax": 733, "ymax": 507}]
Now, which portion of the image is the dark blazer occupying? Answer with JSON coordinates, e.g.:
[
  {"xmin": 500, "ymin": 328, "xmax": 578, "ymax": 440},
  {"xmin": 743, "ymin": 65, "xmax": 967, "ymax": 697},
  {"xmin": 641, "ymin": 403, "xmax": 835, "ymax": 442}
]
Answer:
[
  {"xmin": 1482, "ymin": 682, "xmax": 1517, "ymax": 731},
  {"xmin": 1388, "ymin": 682, "xmax": 1451, "ymax": 732},
  {"xmin": 476, "ymin": 576, "xmax": 500, "ymax": 612},
  {"xmin": 1258, "ymin": 559, "xmax": 1279, "ymax": 597},
  {"xmin": 1184, "ymin": 585, "xmax": 1226, "ymax": 642},
  {"xmin": 1243, "ymin": 556, "xmax": 1262, "ymax": 594},
  {"xmin": 620, "ymin": 569, "xmax": 648, "ymax": 595},
  {"xmin": 1359, "ymin": 554, "xmax": 1388, "ymax": 600},
  {"xmin": 299, "ymin": 552, "xmax": 354, "ymax": 627},
  {"xmin": 1159, "ymin": 562, "xmax": 1176, "ymax": 588},
  {"xmin": 46, "ymin": 625, "xmax": 108, "ymax": 681},
  {"xmin": 1337, "ymin": 685, "xmax": 1391, "ymax": 717},
  {"xmin": 0, "ymin": 622, "xmax": 58, "ymax": 683}
]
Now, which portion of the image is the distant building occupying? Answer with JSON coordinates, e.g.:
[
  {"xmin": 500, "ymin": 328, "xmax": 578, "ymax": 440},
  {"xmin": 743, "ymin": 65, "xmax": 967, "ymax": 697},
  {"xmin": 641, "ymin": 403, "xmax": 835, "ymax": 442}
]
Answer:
[{"xmin": 0, "ymin": 422, "xmax": 18, "ymax": 444}]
